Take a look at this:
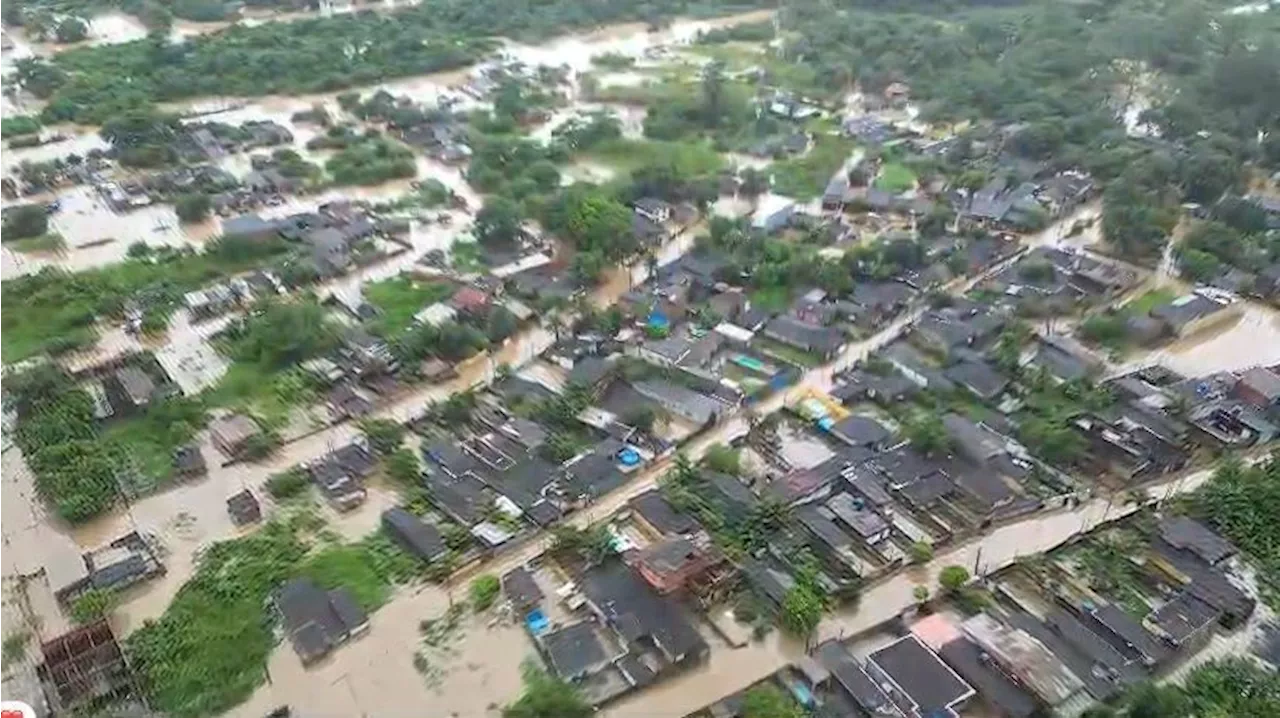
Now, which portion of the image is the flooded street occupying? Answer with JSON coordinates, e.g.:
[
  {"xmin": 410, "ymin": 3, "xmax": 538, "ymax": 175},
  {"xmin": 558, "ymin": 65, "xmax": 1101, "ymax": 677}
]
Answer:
[{"xmin": 1121, "ymin": 300, "xmax": 1280, "ymax": 377}]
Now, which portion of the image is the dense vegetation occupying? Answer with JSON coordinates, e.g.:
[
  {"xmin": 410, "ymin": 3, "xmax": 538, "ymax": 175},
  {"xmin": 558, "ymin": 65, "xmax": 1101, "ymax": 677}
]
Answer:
[
  {"xmin": 1186, "ymin": 456, "xmax": 1280, "ymax": 610},
  {"xmin": 14, "ymin": 0, "xmax": 767, "ymax": 124},
  {"xmin": 126, "ymin": 513, "xmax": 420, "ymax": 717},
  {"xmin": 1082, "ymin": 658, "xmax": 1280, "ymax": 718}
]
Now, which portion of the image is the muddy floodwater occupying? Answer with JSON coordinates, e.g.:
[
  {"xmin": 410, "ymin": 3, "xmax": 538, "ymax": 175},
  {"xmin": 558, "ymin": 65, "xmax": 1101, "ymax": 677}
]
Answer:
[{"xmin": 1129, "ymin": 301, "xmax": 1280, "ymax": 377}]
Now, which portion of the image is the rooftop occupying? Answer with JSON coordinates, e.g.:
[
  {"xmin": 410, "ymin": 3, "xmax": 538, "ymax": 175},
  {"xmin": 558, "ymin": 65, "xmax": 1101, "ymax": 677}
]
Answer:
[
  {"xmin": 541, "ymin": 621, "xmax": 610, "ymax": 680},
  {"xmin": 1158, "ymin": 516, "xmax": 1237, "ymax": 565},
  {"xmin": 869, "ymin": 634, "xmax": 974, "ymax": 715},
  {"xmin": 579, "ymin": 560, "xmax": 707, "ymax": 663},
  {"xmin": 629, "ymin": 489, "xmax": 699, "ymax": 536}
]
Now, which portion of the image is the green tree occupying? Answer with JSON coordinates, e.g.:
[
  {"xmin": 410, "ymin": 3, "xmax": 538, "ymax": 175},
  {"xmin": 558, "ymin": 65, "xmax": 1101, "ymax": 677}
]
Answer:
[
  {"xmin": 2, "ymin": 204, "xmax": 48, "ymax": 240},
  {"xmin": 474, "ymin": 196, "xmax": 524, "ymax": 247},
  {"xmin": 503, "ymin": 663, "xmax": 592, "ymax": 718},
  {"xmin": 470, "ymin": 574, "xmax": 501, "ymax": 611},
  {"xmin": 54, "ymin": 17, "xmax": 88, "ymax": 43},
  {"xmin": 913, "ymin": 585, "xmax": 930, "ymax": 603},
  {"xmin": 939, "ymin": 565, "xmax": 971, "ymax": 593},
  {"xmin": 358, "ymin": 418, "xmax": 406, "ymax": 455},
  {"xmin": 781, "ymin": 585, "xmax": 823, "ymax": 639},
  {"xmin": 174, "ymin": 193, "xmax": 211, "ymax": 223},
  {"xmin": 908, "ymin": 541, "xmax": 934, "ymax": 564},
  {"xmin": 69, "ymin": 588, "xmax": 117, "ymax": 624},
  {"xmin": 384, "ymin": 448, "xmax": 421, "ymax": 486},
  {"xmin": 702, "ymin": 444, "xmax": 740, "ymax": 475},
  {"xmin": 701, "ymin": 60, "xmax": 726, "ymax": 127},
  {"xmin": 904, "ymin": 412, "xmax": 950, "ymax": 456},
  {"xmin": 742, "ymin": 684, "xmax": 805, "ymax": 718}
]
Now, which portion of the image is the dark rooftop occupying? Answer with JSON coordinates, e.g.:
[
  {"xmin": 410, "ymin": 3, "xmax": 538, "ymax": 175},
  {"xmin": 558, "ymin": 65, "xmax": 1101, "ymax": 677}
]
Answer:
[
  {"xmin": 868, "ymin": 635, "xmax": 973, "ymax": 716},
  {"xmin": 579, "ymin": 560, "xmax": 707, "ymax": 663},
  {"xmin": 278, "ymin": 578, "xmax": 368, "ymax": 664},
  {"xmin": 1158, "ymin": 516, "xmax": 1236, "ymax": 566},
  {"xmin": 629, "ymin": 489, "xmax": 699, "ymax": 536},
  {"xmin": 502, "ymin": 566, "xmax": 544, "ymax": 609},
  {"xmin": 816, "ymin": 641, "xmax": 903, "ymax": 717},
  {"xmin": 828, "ymin": 415, "xmax": 892, "ymax": 448},
  {"xmin": 937, "ymin": 639, "xmax": 1039, "ymax": 718},
  {"xmin": 541, "ymin": 622, "xmax": 609, "ymax": 680},
  {"xmin": 1149, "ymin": 591, "xmax": 1221, "ymax": 645},
  {"xmin": 381, "ymin": 507, "xmax": 447, "ymax": 562}
]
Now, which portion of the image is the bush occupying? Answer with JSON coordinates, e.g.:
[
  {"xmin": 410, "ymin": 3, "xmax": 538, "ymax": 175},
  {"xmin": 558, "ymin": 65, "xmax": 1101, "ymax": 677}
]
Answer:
[
  {"xmin": 358, "ymin": 418, "xmax": 405, "ymax": 455},
  {"xmin": 703, "ymin": 444, "xmax": 740, "ymax": 474},
  {"xmin": 908, "ymin": 541, "xmax": 933, "ymax": 564},
  {"xmin": 70, "ymin": 588, "xmax": 117, "ymax": 624},
  {"xmin": 2, "ymin": 116, "xmax": 42, "ymax": 136},
  {"xmin": 174, "ymin": 193, "xmax": 211, "ymax": 223},
  {"xmin": 2, "ymin": 204, "xmax": 49, "ymax": 241},
  {"xmin": 470, "ymin": 574, "xmax": 501, "ymax": 612},
  {"xmin": 265, "ymin": 467, "xmax": 309, "ymax": 499},
  {"xmin": 939, "ymin": 565, "xmax": 971, "ymax": 593}
]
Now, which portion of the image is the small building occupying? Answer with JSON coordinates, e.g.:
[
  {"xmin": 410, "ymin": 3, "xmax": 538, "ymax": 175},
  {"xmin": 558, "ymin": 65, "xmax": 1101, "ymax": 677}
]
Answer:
[
  {"xmin": 1235, "ymin": 366, "xmax": 1280, "ymax": 409},
  {"xmin": 172, "ymin": 443, "xmax": 207, "ymax": 479},
  {"xmin": 53, "ymin": 532, "xmax": 165, "ymax": 605},
  {"xmin": 308, "ymin": 227, "xmax": 352, "ymax": 276},
  {"xmin": 210, "ymin": 413, "xmax": 262, "ymax": 458},
  {"xmin": 959, "ymin": 613, "xmax": 1087, "ymax": 709},
  {"xmin": 752, "ymin": 194, "xmax": 796, "ymax": 233},
  {"xmin": 763, "ymin": 315, "xmax": 846, "ymax": 359},
  {"xmin": 1145, "ymin": 591, "xmax": 1220, "ymax": 649},
  {"xmin": 539, "ymin": 622, "xmax": 611, "ymax": 681},
  {"xmin": 226, "ymin": 489, "xmax": 262, "ymax": 526},
  {"xmin": 381, "ymin": 507, "xmax": 448, "ymax": 563},
  {"xmin": 816, "ymin": 641, "xmax": 902, "ymax": 718},
  {"xmin": 579, "ymin": 560, "xmax": 708, "ymax": 667},
  {"xmin": 628, "ymin": 489, "xmax": 699, "ymax": 538},
  {"xmin": 502, "ymin": 566, "xmax": 544, "ymax": 611},
  {"xmin": 326, "ymin": 382, "xmax": 374, "ymax": 421},
  {"xmin": 35, "ymin": 621, "xmax": 134, "ymax": 716},
  {"xmin": 634, "ymin": 197, "xmax": 672, "ymax": 224},
  {"xmin": 112, "ymin": 366, "xmax": 156, "ymax": 410},
  {"xmin": 631, "ymin": 536, "xmax": 724, "ymax": 595},
  {"xmin": 221, "ymin": 213, "xmax": 279, "ymax": 243},
  {"xmin": 866, "ymin": 635, "xmax": 975, "ymax": 718},
  {"xmin": 277, "ymin": 578, "xmax": 369, "ymax": 665},
  {"xmin": 307, "ymin": 443, "xmax": 375, "ymax": 511},
  {"xmin": 1149, "ymin": 292, "xmax": 1238, "ymax": 338},
  {"xmin": 827, "ymin": 415, "xmax": 892, "ymax": 450},
  {"xmin": 825, "ymin": 492, "xmax": 891, "ymax": 545},
  {"xmin": 1157, "ymin": 516, "xmax": 1236, "ymax": 566}
]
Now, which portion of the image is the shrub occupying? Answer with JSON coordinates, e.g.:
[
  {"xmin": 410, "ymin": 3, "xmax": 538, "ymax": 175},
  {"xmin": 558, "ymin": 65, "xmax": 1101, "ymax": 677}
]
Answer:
[
  {"xmin": 265, "ymin": 467, "xmax": 309, "ymax": 499},
  {"xmin": 70, "ymin": 589, "xmax": 117, "ymax": 624},
  {"xmin": 470, "ymin": 574, "xmax": 501, "ymax": 612}
]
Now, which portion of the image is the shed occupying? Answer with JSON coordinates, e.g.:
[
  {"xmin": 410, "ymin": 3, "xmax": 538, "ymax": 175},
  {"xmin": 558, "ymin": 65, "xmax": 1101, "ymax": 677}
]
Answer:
[
  {"xmin": 210, "ymin": 414, "xmax": 262, "ymax": 457},
  {"xmin": 381, "ymin": 507, "xmax": 447, "ymax": 563},
  {"xmin": 226, "ymin": 489, "xmax": 261, "ymax": 526},
  {"xmin": 502, "ymin": 566, "xmax": 545, "ymax": 610}
]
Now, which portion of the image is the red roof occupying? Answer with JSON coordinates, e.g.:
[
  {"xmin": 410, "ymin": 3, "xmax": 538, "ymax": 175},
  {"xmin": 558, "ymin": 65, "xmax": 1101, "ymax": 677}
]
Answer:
[{"xmin": 451, "ymin": 286, "xmax": 490, "ymax": 311}]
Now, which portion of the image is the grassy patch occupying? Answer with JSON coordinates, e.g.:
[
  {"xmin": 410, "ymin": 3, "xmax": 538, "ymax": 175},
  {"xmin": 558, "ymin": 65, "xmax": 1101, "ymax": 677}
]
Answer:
[
  {"xmin": 1126, "ymin": 287, "xmax": 1176, "ymax": 315},
  {"xmin": 206, "ymin": 364, "xmax": 318, "ymax": 430},
  {"xmin": 770, "ymin": 135, "xmax": 857, "ymax": 200},
  {"xmin": 125, "ymin": 515, "xmax": 420, "ymax": 717},
  {"xmin": 874, "ymin": 162, "xmax": 917, "ymax": 192},
  {"xmin": 748, "ymin": 285, "xmax": 791, "ymax": 313},
  {"xmin": 7, "ymin": 232, "xmax": 66, "ymax": 253},
  {"xmin": 588, "ymin": 138, "xmax": 725, "ymax": 176},
  {"xmin": 364, "ymin": 276, "xmax": 455, "ymax": 338},
  {"xmin": 753, "ymin": 336, "xmax": 824, "ymax": 368}
]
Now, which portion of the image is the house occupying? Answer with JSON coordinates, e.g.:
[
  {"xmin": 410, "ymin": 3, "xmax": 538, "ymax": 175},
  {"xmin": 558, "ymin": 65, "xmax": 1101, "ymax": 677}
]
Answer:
[
  {"xmin": 763, "ymin": 315, "xmax": 846, "ymax": 359},
  {"xmin": 381, "ymin": 508, "xmax": 447, "ymax": 563},
  {"xmin": 634, "ymin": 197, "xmax": 672, "ymax": 224},
  {"xmin": 450, "ymin": 286, "xmax": 491, "ymax": 315},
  {"xmin": 944, "ymin": 360, "xmax": 1009, "ymax": 401},
  {"xmin": 221, "ymin": 213, "xmax": 279, "ymax": 243},
  {"xmin": 308, "ymin": 227, "xmax": 352, "ymax": 276},
  {"xmin": 540, "ymin": 622, "xmax": 611, "ymax": 681},
  {"xmin": 1145, "ymin": 591, "xmax": 1221, "ymax": 649},
  {"xmin": 415, "ymin": 302, "xmax": 458, "ymax": 327},
  {"xmin": 866, "ymin": 635, "xmax": 975, "ymax": 717},
  {"xmin": 1149, "ymin": 292, "xmax": 1237, "ymax": 338},
  {"xmin": 795, "ymin": 506, "xmax": 867, "ymax": 575},
  {"xmin": 752, "ymin": 194, "xmax": 796, "ymax": 233},
  {"xmin": 277, "ymin": 578, "xmax": 369, "ymax": 665},
  {"xmin": 631, "ymin": 535, "xmax": 724, "ymax": 595},
  {"xmin": 35, "ymin": 621, "xmax": 133, "ymax": 716},
  {"xmin": 827, "ymin": 415, "xmax": 892, "ymax": 449},
  {"xmin": 816, "ymin": 641, "xmax": 904, "ymax": 718},
  {"xmin": 52, "ymin": 532, "xmax": 165, "ymax": 605},
  {"xmin": 1235, "ymin": 366, "xmax": 1280, "ymax": 409},
  {"xmin": 210, "ymin": 413, "xmax": 262, "ymax": 458},
  {"xmin": 226, "ymin": 489, "xmax": 261, "ymax": 526},
  {"xmin": 172, "ymin": 444, "xmax": 206, "ymax": 479},
  {"xmin": 941, "ymin": 414, "xmax": 1005, "ymax": 465},
  {"xmin": 307, "ymin": 443, "xmax": 376, "ymax": 511},
  {"xmin": 326, "ymin": 382, "xmax": 374, "ymax": 421},
  {"xmin": 111, "ymin": 366, "xmax": 155, "ymax": 410},
  {"xmin": 629, "ymin": 490, "xmax": 699, "ymax": 538},
  {"xmin": 633, "ymin": 212, "xmax": 666, "ymax": 246},
  {"xmin": 958, "ymin": 613, "xmax": 1087, "ymax": 710},
  {"xmin": 502, "ymin": 566, "xmax": 544, "ymax": 611},
  {"xmin": 579, "ymin": 560, "xmax": 708, "ymax": 666},
  {"xmin": 1074, "ymin": 601, "xmax": 1169, "ymax": 667},
  {"xmin": 631, "ymin": 380, "xmax": 723, "ymax": 426},
  {"xmin": 1031, "ymin": 335, "xmax": 1100, "ymax": 382},
  {"xmin": 823, "ymin": 174, "xmax": 850, "ymax": 210},
  {"xmin": 1150, "ymin": 534, "xmax": 1255, "ymax": 626},
  {"xmin": 825, "ymin": 492, "xmax": 890, "ymax": 544},
  {"xmin": 1158, "ymin": 516, "xmax": 1236, "ymax": 566}
]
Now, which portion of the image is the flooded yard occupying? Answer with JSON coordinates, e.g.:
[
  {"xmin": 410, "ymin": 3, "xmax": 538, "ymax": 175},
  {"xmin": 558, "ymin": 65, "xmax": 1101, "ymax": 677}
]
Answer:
[{"xmin": 1133, "ymin": 300, "xmax": 1280, "ymax": 377}]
